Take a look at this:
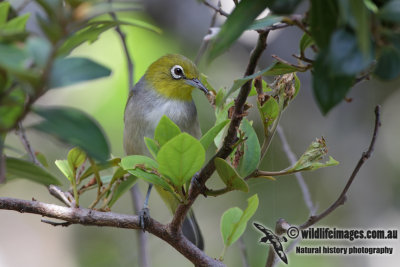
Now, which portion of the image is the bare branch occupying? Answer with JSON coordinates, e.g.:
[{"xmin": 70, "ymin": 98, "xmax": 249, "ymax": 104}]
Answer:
[
  {"xmin": 202, "ymin": 0, "xmax": 229, "ymax": 17},
  {"xmin": 300, "ymin": 105, "xmax": 381, "ymax": 229},
  {"xmin": 16, "ymin": 122, "xmax": 43, "ymax": 167},
  {"xmin": 108, "ymin": 0, "xmax": 135, "ymax": 91},
  {"xmin": 277, "ymin": 126, "xmax": 317, "ymax": 215},
  {"xmin": 0, "ymin": 197, "xmax": 225, "ymax": 267},
  {"xmin": 170, "ymin": 30, "xmax": 270, "ymax": 235},
  {"xmin": 41, "ymin": 219, "xmax": 72, "ymax": 227}
]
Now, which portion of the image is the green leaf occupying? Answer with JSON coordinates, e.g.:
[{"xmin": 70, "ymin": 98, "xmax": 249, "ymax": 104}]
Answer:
[
  {"xmin": 363, "ymin": 0, "xmax": 378, "ymax": 13},
  {"xmin": 294, "ymin": 73, "xmax": 301, "ymax": 99},
  {"xmin": 200, "ymin": 120, "xmax": 230, "ymax": 150},
  {"xmin": 299, "ymin": 33, "xmax": 314, "ymax": 55},
  {"xmin": 379, "ymin": 0, "xmax": 400, "ymax": 22},
  {"xmin": 291, "ymin": 137, "xmax": 339, "ymax": 171},
  {"xmin": 0, "ymin": 2, "xmax": 10, "ymax": 26},
  {"xmin": 128, "ymin": 169, "xmax": 173, "ymax": 194},
  {"xmin": 327, "ymin": 29, "xmax": 373, "ymax": 76},
  {"xmin": 0, "ymin": 44, "xmax": 38, "ymax": 82},
  {"xmin": 225, "ymin": 61, "xmax": 301, "ymax": 100},
  {"xmin": 266, "ymin": 0, "xmax": 303, "ymax": 14},
  {"xmin": 67, "ymin": 147, "xmax": 87, "ymax": 170},
  {"xmin": 258, "ymin": 97, "xmax": 279, "ymax": 127},
  {"xmin": 0, "ymin": 87, "xmax": 25, "ymax": 132},
  {"xmin": 49, "ymin": 57, "xmax": 111, "ymax": 89},
  {"xmin": 120, "ymin": 155, "xmax": 158, "ymax": 170},
  {"xmin": 215, "ymin": 88, "xmax": 226, "ymax": 108},
  {"xmin": 312, "ymin": 51, "xmax": 355, "ymax": 114},
  {"xmin": 154, "ymin": 115, "xmax": 181, "ymax": 147},
  {"xmin": 80, "ymin": 158, "xmax": 120, "ymax": 180},
  {"xmin": 249, "ymin": 79, "xmax": 271, "ymax": 96},
  {"xmin": 247, "ymin": 15, "xmax": 282, "ymax": 30},
  {"xmin": 214, "ymin": 157, "xmax": 248, "ymax": 192},
  {"xmin": 6, "ymin": 157, "xmax": 61, "ymax": 185},
  {"xmin": 144, "ymin": 137, "xmax": 160, "ymax": 158},
  {"xmin": 0, "ymin": 13, "xmax": 30, "ymax": 34},
  {"xmin": 157, "ymin": 133, "xmax": 205, "ymax": 187},
  {"xmin": 350, "ymin": 0, "xmax": 370, "ymax": 56},
  {"xmin": 55, "ymin": 159, "xmax": 74, "ymax": 181},
  {"xmin": 27, "ymin": 37, "xmax": 51, "ymax": 67},
  {"xmin": 374, "ymin": 46, "xmax": 400, "ymax": 80},
  {"xmin": 208, "ymin": 0, "xmax": 269, "ymax": 60},
  {"xmin": 310, "ymin": 0, "xmax": 339, "ymax": 49},
  {"xmin": 220, "ymin": 194, "xmax": 258, "ymax": 246},
  {"xmin": 221, "ymin": 207, "xmax": 243, "ymax": 246},
  {"xmin": 108, "ymin": 175, "xmax": 139, "ymax": 207},
  {"xmin": 32, "ymin": 106, "xmax": 110, "ymax": 162},
  {"xmin": 238, "ymin": 119, "xmax": 261, "ymax": 177}
]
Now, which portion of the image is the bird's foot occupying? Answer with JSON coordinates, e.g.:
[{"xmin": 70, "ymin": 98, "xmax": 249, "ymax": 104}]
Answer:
[{"xmin": 139, "ymin": 207, "xmax": 150, "ymax": 231}]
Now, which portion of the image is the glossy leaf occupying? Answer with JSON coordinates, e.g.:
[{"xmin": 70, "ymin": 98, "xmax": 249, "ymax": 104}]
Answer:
[
  {"xmin": 80, "ymin": 158, "xmax": 120, "ymax": 180},
  {"xmin": 157, "ymin": 133, "xmax": 205, "ymax": 187},
  {"xmin": 144, "ymin": 137, "xmax": 160, "ymax": 158},
  {"xmin": 120, "ymin": 155, "xmax": 158, "ymax": 170},
  {"xmin": 108, "ymin": 175, "xmax": 139, "ymax": 207},
  {"xmin": 6, "ymin": 157, "xmax": 61, "ymax": 185},
  {"xmin": 0, "ymin": 2, "xmax": 10, "ymax": 26},
  {"xmin": 0, "ymin": 44, "xmax": 38, "ymax": 81},
  {"xmin": 33, "ymin": 106, "xmax": 110, "ymax": 162},
  {"xmin": 0, "ymin": 13, "xmax": 30, "ymax": 35},
  {"xmin": 154, "ymin": 115, "xmax": 181, "ymax": 147},
  {"xmin": 214, "ymin": 157, "xmax": 248, "ymax": 192},
  {"xmin": 374, "ymin": 46, "xmax": 400, "ymax": 80},
  {"xmin": 55, "ymin": 159, "xmax": 73, "ymax": 181},
  {"xmin": 258, "ymin": 97, "xmax": 279, "ymax": 127},
  {"xmin": 379, "ymin": 0, "xmax": 400, "ymax": 22},
  {"xmin": 312, "ymin": 51, "xmax": 354, "ymax": 114},
  {"xmin": 238, "ymin": 119, "xmax": 261, "ymax": 178},
  {"xmin": 220, "ymin": 194, "xmax": 258, "ymax": 246},
  {"xmin": 49, "ymin": 57, "xmax": 111, "ymax": 89},
  {"xmin": 248, "ymin": 15, "xmax": 282, "ymax": 30},
  {"xmin": 0, "ymin": 87, "xmax": 25, "ymax": 132},
  {"xmin": 67, "ymin": 147, "xmax": 86, "ymax": 170},
  {"xmin": 310, "ymin": 0, "xmax": 338, "ymax": 49},
  {"xmin": 299, "ymin": 33, "xmax": 314, "ymax": 55},
  {"xmin": 327, "ymin": 29, "xmax": 373, "ymax": 76},
  {"xmin": 27, "ymin": 37, "xmax": 51, "ymax": 67},
  {"xmin": 225, "ymin": 61, "xmax": 301, "ymax": 99},
  {"xmin": 208, "ymin": 0, "xmax": 268, "ymax": 60},
  {"xmin": 200, "ymin": 120, "xmax": 230, "ymax": 150},
  {"xmin": 127, "ymin": 169, "xmax": 173, "ymax": 194}
]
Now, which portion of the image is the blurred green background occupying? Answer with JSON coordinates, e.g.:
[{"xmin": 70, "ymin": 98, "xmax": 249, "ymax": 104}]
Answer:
[{"xmin": 1, "ymin": 1, "xmax": 399, "ymax": 267}]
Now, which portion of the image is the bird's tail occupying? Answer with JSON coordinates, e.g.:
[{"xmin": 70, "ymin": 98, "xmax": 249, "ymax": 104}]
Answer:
[{"xmin": 182, "ymin": 210, "xmax": 204, "ymax": 250}]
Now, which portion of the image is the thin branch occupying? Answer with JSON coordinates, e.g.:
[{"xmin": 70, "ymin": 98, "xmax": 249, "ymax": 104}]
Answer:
[
  {"xmin": 195, "ymin": 0, "xmax": 221, "ymax": 65},
  {"xmin": 300, "ymin": 105, "xmax": 381, "ymax": 229},
  {"xmin": 41, "ymin": 219, "xmax": 72, "ymax": 227},
  {"xmin": 48, "ymin": 185, "xmax": 73, "ymax": 207},
  {"xmin": 202, "ymin": 0, "xmax": 229, "ymax": 17},
  {"xmin": 276, "ymin": 126, "xmax": 316, "ymax": 215},
  {"xmin": 16, "ymin": 122, "xmax": 43, "ymax": 167},
  {"xmin": 170, "ymin": 30, "xmax": 270, "ymax": 235},
  {"xmin": 0, "ymin": 197, "xmax": 225, "ymax": 267},
  {"xmin": 130, "ymin": 184, "xmax": 151, "ymax": 267},
  {"xmin": 108, "ymin": 0, "xmax": 135, "ymax": 91},
  {"xmin": 238, "ymin": 237, "xmax": 250, "ymax": 267}
]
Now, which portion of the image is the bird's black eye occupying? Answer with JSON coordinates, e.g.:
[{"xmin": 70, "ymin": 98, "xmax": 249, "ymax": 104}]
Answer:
[{"xmin": 171, "ymin": 65, "xmax": 185, "ymax": 79}]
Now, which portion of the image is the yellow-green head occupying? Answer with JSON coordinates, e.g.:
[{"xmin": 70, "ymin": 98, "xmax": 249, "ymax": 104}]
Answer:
[{"xmin": 145, "ymin": 54, "xmax": 208, "ymax": 101}]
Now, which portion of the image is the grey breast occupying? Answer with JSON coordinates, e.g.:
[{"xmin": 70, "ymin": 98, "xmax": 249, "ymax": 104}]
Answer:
[{"xmin": 123, "ymin": 77, "xmax": 201, "ymax": 156}]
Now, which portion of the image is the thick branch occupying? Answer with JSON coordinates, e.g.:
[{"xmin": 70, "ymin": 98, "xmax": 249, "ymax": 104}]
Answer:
[
  {"xmin": 170, "ymin": 31, "xmax": 269, "ymax": 234},
  {"xmin": 0, "ymin": 197, "xmax": 225, "ymax": 267},
  {"xmin": 300, "ymin": 105, "xmax": 381, "ymax": 229}
]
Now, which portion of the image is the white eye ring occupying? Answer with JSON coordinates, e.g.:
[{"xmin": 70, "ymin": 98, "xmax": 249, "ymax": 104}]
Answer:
[{"xmin": 171, "ymin": 65, "xmax": 185, "ymax": 79}]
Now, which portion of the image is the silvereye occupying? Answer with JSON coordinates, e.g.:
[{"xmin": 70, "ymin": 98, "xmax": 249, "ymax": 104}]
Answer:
[{"xmin": 123, "ymin": 54, "xmax": 209, "ymax": 250}]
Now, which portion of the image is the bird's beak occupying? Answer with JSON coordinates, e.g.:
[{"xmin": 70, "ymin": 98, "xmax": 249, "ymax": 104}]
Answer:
[{"xmin": 185, "ymin": 78, "xmax": 209, "ymax": 95}]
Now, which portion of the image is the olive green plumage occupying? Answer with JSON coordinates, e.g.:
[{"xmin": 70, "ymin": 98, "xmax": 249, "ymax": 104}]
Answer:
[{"xmin": 123, "ymin": 54, "xmax": 208, "ymax": 250}]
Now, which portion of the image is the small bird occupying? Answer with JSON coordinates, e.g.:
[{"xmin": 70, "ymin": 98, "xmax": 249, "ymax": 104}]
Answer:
[{"xmin": 124, "ymin": 54, "xmax": 208, "ymax": 250}]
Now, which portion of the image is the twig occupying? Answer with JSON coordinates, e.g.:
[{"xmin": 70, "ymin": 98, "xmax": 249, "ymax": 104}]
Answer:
[
  {"xmin": 277, "ymin": 126, "xmax": 316, "ymax": 215},
  {"xmin": 130, "ymin": 184, "xmax": 151, "ymax": 267},
  {"xmin": 16, "ymin": 122, "xmax": 43, "ymax": 168},
  {"xmin": 238, "ymin": 236, "xmax": 250, "ymax": 267},
  {"xmin": 195, "ymin": 1, "xmax": 221, "ymax": 65},
  {"xmin": 108, "ymin": 0, "xmax": 135, "ymax": 91},
  {"xmin": 170, "ymin": 30, "xmax": 270, "ymax": 235},
  {"xmin": 48, "ymin": 185, "xmax": 73, "ymax": 207},
  {"xmin": 0, "ymin": 197, "xmax": 225, "ymax": 267},
  {"xmin": 202, "ymin": 0, "xmax": 229, "ymax": 17},
  {"xmin": 300, "ymin": 105, "xmax": 381, "ymax": 229}
]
